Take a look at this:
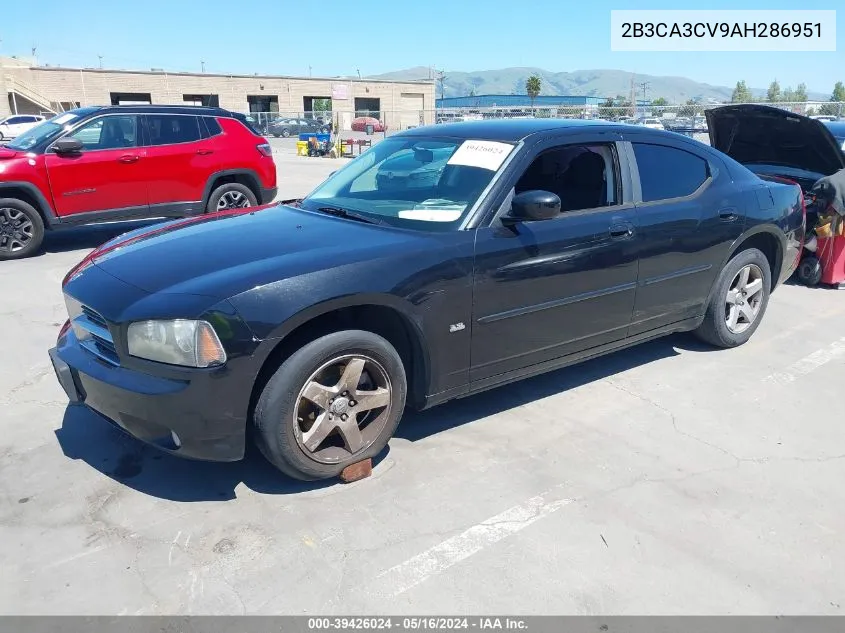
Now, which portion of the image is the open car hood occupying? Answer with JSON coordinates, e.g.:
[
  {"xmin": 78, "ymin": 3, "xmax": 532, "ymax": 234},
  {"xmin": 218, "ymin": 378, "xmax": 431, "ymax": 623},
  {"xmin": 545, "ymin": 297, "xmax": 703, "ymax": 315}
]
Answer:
[{"xmin": 706, "ymin": 104, "xmax": 845, "ymax": 178}]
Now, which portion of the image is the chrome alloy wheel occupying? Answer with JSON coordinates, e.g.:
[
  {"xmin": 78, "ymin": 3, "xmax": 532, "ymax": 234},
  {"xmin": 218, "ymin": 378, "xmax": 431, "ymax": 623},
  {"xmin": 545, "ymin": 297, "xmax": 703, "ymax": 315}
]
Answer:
[
  {"xmin": 725, "ymin": 263, "xmax": 764, "ymax": 334},
  {"xmin": 293, "ymin": 355, "xmax": 393, "ymax": 464},
  {"xmin": 0, "ymin": 207, "xmax": 34, "ymax": 254},
  {"xmin": 216, "ymin": 190, "xmax": 250, "ymax": 210}
]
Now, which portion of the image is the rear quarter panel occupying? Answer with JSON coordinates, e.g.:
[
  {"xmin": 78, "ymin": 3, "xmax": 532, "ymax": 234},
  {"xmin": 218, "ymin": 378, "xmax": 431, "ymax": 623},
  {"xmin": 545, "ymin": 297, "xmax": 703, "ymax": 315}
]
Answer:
[{"xmin": 217, "ymin": 118, "xmax": 276, "ymax": 190}]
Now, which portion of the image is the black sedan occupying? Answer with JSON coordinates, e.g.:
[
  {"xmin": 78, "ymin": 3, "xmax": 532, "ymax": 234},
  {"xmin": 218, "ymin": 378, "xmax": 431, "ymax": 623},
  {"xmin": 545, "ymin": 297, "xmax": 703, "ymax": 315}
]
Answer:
[
  {"xmin": 268, "ymin": 117, "xmax": 329, "ymax": 138},
  {"xmin": 49, "ymin": 119, "xmax": 805, "ymax": 481}
]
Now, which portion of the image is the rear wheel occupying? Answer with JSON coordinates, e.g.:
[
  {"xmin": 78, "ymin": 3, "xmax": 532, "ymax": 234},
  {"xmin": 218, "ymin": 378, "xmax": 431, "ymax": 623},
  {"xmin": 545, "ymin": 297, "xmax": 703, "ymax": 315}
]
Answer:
[
  {"xmin": 281, "ymin": 128, "xmax": 291, "ymax": 138},
  {"xmin": 694, "ymin": 248, "xmax": 771, "ymax": 348},
  {"xmin": 253, "ymin": 330, "xmax": 407, "ymax": 481},
  {"xmin": 0, "ymin": 198, "xmax": 44, "ymax": 261},
  {"xmin": 206, "ymin": 183, "xmax": 258, "ymax": 213}
]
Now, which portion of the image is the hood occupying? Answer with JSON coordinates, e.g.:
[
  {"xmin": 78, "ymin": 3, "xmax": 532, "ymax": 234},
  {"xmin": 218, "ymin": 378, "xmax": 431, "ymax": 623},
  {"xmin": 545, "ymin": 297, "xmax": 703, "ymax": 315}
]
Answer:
[
  {"xmin": 82, "ymin": 203, "xmax": 436, "ymax": 299},
  {"xmin": 706, "ymin": 104, "xmax": 845, "ymax": 178},
  {"xmin": 0, "ymin": 147, "xmax": 21, "ymax": 160}
]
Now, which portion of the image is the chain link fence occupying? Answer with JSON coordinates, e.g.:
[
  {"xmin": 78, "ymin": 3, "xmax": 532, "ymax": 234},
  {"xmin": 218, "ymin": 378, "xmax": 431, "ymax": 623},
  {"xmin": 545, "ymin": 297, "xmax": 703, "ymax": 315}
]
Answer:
[{"xmin": 246, "ymin": 102, "xmax": 845, "ymax": 151}]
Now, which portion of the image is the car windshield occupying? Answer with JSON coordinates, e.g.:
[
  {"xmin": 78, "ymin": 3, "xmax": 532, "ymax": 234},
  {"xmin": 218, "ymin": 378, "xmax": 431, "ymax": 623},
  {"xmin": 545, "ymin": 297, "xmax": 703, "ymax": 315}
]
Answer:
[
  {"xmin": 6, "ymin": 112, "xmax": 80, "ymax": 150},
  {"xmin": 301, "ymin": 136, "xmax": 515, "ymax": 231}
]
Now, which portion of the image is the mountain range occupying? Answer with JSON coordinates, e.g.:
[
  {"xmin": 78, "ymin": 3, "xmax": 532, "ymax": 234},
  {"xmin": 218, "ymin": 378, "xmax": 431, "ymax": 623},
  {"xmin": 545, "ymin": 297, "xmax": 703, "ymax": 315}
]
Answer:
[{"xmin": 368, "ymin": 66, "xmax": 831, "ymax": 104}]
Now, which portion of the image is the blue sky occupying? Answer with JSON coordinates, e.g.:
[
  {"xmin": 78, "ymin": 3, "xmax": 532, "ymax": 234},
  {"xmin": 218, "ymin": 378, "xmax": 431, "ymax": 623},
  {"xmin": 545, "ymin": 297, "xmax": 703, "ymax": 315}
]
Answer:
[{"xmin": 1, "ymin": 0, "xmax": 842, "ymax": 95}]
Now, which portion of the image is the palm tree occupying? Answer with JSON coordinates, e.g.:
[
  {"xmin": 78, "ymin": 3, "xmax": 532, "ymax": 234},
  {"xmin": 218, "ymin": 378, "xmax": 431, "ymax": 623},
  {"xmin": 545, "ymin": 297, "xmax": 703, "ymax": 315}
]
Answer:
[{"xmin": 526, "ymin": 75, "xmax": 542, "ymax": 112}]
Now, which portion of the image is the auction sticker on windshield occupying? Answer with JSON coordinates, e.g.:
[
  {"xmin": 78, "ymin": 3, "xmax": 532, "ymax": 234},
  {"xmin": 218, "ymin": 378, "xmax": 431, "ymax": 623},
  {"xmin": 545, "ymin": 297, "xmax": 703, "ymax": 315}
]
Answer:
[{"xmin": 447, "ymin": 140, "xmax": 514, "ymax": 171}]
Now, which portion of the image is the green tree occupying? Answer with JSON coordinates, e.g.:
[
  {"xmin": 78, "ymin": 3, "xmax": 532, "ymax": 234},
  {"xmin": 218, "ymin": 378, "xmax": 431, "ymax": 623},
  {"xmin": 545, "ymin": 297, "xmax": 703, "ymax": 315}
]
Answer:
[
  {"xmin": 782, "ymin": 86, "xmax": 796, "ymax": 102},
  {"xmin": 651, "ymin": 96, "xmax": 668, "ymax": 106},
  {"xmin": 820, "ymin": 81, "xmax": 845, "ymax": 116},
  {"xmin": 767, "ymin": 80, "xmax": 782, "ymax": 102},
  {"xmin": 794, "ymin": 83, "xmax": 808, "ymax": 101},
  {"xmin": 525, "ymin": 75, "xmax": 542, "ymax": 109},
  {"xmin": 731, "ymin": 80, "xmax": 753, "ymax": 103}
]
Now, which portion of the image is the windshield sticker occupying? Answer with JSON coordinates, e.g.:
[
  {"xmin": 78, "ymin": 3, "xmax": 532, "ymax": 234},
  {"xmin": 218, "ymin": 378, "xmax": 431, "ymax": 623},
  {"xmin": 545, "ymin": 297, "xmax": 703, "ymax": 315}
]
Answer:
[
  {"xmin": 446, "ymin": 140, "xmax": 514, "ymax": 171},
  {"xmin": 51, "ymin": 113, "xmax": 78, "ymax": 125},
  {"xmin": 397, "ymin": 209, "xmax": 463, "ymax": 222}
]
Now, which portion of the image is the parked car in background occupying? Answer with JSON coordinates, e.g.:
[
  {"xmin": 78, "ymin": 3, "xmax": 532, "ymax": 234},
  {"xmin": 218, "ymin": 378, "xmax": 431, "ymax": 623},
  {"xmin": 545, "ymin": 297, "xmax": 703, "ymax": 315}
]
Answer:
[
  {"xmin": 0, "ymin": 104, "xmax": 277, "ymax": 260},
  {"xmin": 268, "ymin": 117, "xmax": 330, "ymax": 138},
  {"xmin": 50, "ymin": 118, "xmax": 803, "ymax": 481},
  {"xmin": 351, "ymin": 116, "xmax": 385, "ymax": 132},
  {"xmin": 0, "ymin": 114, "xmax": 47, "ymax": 140},
  {"xmin": 823, "ymin": 120, "xmax": 845, "ymax": 151},
  {"xmin": 810, "ymin": 115, "xmax": 839, "ymax": 123},
  {"xmin": 637, "ymin": 117, "xmax": 665, "ymax": 129}
]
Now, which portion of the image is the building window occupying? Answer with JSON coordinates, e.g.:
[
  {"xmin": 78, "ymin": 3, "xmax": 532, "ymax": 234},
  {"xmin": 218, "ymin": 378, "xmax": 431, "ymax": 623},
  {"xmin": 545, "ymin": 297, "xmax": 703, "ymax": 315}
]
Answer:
[
  {"xmin": 109, "ymin": 92, "xmax": 152, "ymax": 106},
  {"xmin": 183, "ymin": 94, "xmax": 219, "ymax": 107}
]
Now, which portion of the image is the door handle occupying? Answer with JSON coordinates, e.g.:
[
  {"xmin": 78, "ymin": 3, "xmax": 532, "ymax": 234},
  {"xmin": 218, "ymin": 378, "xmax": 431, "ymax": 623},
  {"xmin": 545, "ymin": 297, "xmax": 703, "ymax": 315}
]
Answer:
[
  {"xmin": 609, "ymin": 222, "xmax": 634, "ymax": 239},
  {"xmin": 196, "ymin": 149, "xmax": 214, "ymax": 155},
  {"xmin": 719, "ymin": 208, "xmax": 739, "ymax": 222},
  {"xmin": 118, "ymin": 154, "xmax": 140, "ymax": 163}
]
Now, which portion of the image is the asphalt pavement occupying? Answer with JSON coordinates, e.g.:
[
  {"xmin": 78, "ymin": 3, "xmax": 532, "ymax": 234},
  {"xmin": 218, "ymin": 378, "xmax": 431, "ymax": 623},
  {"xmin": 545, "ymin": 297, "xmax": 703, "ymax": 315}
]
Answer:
[{"xmin": 1, "ymin": 154, "xmax": 844, "ymax": 615}]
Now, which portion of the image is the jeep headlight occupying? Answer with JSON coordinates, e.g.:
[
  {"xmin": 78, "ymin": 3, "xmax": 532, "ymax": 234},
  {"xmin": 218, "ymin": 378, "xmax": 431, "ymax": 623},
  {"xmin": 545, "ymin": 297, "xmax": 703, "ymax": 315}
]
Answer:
[{"xmin": 127, "ymin": 319, "xmax": 226, "ymax": 367}]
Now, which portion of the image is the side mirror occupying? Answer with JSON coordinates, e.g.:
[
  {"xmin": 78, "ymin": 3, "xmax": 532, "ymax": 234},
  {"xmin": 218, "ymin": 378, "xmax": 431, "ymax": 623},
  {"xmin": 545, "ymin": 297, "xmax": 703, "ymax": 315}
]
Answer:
[
  {"xmin": 502, "ymin": 190, "xmax": 561, "ymax": 224},
  {"xmin": 53, "ymin": 137, "xmax": 84, "ymax": 155}
]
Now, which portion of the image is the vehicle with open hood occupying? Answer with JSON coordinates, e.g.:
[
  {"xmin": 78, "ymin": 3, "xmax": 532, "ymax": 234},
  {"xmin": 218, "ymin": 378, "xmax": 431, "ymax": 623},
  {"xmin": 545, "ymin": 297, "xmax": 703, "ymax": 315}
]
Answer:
[{"xmin": 706, "ymin": 104, "xmax": 845, "ymax": 192}]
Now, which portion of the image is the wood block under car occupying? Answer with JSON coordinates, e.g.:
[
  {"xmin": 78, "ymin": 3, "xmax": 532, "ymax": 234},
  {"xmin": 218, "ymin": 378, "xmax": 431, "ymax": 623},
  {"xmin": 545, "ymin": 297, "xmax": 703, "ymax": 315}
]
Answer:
[{"xmin": 340, "ymin": 458, "xmax": 373, "ymax": 483}]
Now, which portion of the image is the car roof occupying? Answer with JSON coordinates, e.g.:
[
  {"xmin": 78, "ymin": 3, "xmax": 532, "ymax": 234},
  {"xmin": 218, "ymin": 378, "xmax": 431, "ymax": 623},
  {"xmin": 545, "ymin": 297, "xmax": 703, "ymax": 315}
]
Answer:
[
  {"xmin": 395, "ymin": 118, "xmax": 622, "ymax": 142},
  {"xmin": 63, "ymin": 104, "xmax": 237, "ymax": 118}
]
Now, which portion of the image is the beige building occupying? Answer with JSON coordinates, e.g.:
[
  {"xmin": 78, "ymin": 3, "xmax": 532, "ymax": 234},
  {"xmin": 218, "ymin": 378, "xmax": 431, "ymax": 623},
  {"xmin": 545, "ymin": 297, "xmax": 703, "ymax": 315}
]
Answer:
[{"xmin": 0, "ymin": 56, "xmax": 435, "ymax": 131}]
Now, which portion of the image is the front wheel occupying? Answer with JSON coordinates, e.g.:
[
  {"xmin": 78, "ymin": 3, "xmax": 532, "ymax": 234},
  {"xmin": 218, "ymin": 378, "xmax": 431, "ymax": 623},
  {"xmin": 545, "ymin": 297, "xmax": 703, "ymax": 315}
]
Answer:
[
  {"xmin": 797, "ymin": 255, "xmax": 822, "ymax": 286},
  {"xmin": 253, "ymin": 330, "xmax": 407, "ymax": 481},
  {"xmin": 0, "ymin": 198, "xmax": 45, "ymax": 260},
  {"xmin": 694, "ymin": 248, "xmax": 771, "ymax": 348}
]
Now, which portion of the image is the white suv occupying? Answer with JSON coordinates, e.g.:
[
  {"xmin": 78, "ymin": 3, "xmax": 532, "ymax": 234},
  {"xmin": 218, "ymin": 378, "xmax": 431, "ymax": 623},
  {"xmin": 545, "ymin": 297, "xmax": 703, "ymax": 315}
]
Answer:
[{"xmin": 0, "ymin": 114, "xmax": 47, "ymax": 140}]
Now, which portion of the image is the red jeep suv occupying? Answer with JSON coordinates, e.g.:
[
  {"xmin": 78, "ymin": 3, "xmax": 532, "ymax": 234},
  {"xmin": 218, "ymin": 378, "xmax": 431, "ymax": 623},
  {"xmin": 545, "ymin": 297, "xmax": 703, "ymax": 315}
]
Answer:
[{"xmin": 0, "ymin": 105, "xmax": 277, "ymax": 260}]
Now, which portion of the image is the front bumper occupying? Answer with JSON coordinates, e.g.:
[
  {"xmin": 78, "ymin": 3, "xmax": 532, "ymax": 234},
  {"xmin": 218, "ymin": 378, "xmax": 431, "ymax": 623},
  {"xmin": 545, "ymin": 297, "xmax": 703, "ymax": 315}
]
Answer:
[{"xmin": 49, "ymin": 330, "xmax": 246, "ymax": 462}]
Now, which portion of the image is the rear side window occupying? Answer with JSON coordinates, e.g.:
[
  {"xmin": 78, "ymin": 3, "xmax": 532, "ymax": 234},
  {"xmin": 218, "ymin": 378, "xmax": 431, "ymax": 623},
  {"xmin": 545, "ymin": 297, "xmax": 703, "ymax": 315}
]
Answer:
[
  {"xmin": 146, "ymin": 114, "xmax": 202, "ymax": 145},
  {"xmin": 202, "ymin": 116, "xmax": 223, "ymax": 137},
  {"xmin": 632, "ymin": 143, "xmax": 710, "ymax": 202}
]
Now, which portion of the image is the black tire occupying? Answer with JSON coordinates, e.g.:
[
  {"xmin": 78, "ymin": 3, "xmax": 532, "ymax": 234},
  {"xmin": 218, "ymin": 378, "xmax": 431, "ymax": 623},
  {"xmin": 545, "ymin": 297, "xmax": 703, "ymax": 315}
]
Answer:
[
  {"xmin": 0, "ymin": 198, "xmax": 45, "ymax": 261},
  {"xmin": 797, "ymin": 255, "xmax": 823, "ymax": 286},
  {"xmin": 205, "ymin": 183, "xmax": 258, "ymax": 213},
  {"xmin": 281, "ymin": 128, "xmax": 291, "ymax": 138},
  {"xmin": 253, "ymin": 330, "xmax": 407, "ymax": 481},
  {"xmin": 694, "ymin": 248, "xmax": 771, "ymax": 348}
]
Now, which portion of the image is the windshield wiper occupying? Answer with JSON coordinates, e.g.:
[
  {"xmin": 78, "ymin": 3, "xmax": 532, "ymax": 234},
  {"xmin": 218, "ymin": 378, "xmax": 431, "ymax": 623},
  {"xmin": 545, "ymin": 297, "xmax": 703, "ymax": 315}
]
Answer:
[{"xmin": 315, "ymin": 205, "xmax": 384, "ymax": 225}]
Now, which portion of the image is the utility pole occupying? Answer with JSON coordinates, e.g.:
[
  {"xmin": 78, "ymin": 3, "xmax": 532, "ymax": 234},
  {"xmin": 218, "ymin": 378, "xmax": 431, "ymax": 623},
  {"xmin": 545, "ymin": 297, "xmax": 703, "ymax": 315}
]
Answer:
[
  {"xmin": 201, "ymin": 60, "xmax": 205, "ymax": 73},
  {"xmin": 629, "ymin": 74, "xmax": 636, "ymax": 118},
  {"xmin": 356, "ymin": 68, "xmax": 361, "ymax": 79},
  {"xmin": 98, "ymin": 55, "xmax": 103, "ymax": 69},
  {"xmin": 640, "ymin": 81, "xmax": 651, "ymax": 114}
]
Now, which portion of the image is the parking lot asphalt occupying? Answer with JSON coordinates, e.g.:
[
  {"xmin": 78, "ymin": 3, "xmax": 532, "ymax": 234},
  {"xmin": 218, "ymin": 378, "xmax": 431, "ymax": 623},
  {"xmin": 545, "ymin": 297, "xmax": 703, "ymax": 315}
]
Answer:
[{"xmin": 2, "ymin": 153, "xmax": 845, "ymax": 616}]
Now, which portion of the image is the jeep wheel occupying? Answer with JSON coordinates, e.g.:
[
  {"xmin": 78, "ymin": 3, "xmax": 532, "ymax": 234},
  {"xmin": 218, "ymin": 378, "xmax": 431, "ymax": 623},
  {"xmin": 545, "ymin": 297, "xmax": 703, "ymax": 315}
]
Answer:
[
  {"xmin": 206, "ymin": 183, "xmax": 258, "ymax": 213},
  {"xmin": 694, "ymin": 248, "xmax": 771, "ymax": 348},
  {"xmin": 253, "ymin": 330, "xmax": 407, "ymax": 481},
  {"xmin": 0, "ymin": 198, "xmax": 45, "ymax": 261}
]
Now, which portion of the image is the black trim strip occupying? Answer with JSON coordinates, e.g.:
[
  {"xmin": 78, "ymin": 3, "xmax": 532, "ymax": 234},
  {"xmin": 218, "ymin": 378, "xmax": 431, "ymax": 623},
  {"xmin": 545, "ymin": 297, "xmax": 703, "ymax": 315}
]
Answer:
[
  {"xmin": 640, "ymin": 264, "xmax": 712, "ymax": 287},
  {"xmin": 477, "ymin": 281, "xmax": 637, "ymax": 324}
]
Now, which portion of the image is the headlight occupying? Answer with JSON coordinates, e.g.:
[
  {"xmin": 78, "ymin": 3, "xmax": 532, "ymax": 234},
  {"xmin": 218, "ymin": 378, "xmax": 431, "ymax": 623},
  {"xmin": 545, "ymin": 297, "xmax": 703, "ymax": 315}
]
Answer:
[{"xmin": 127, "ymin": 319, "xmax": 226, "ymax": 367}]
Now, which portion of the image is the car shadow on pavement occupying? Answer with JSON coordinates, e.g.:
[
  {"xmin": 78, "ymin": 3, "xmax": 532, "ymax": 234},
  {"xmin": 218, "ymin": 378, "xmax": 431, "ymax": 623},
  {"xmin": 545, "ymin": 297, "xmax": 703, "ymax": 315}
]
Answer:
[
  {"xmin": 40, "ymin": 220, "xmax": 165, "ymax": 255},
  {"xmin": 54, "ymin": 332, "xmax": 705, "ymax": 502},
  {"xmin": 54, "ymin": 405, "xmax": 366, "ymax": 501}
]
